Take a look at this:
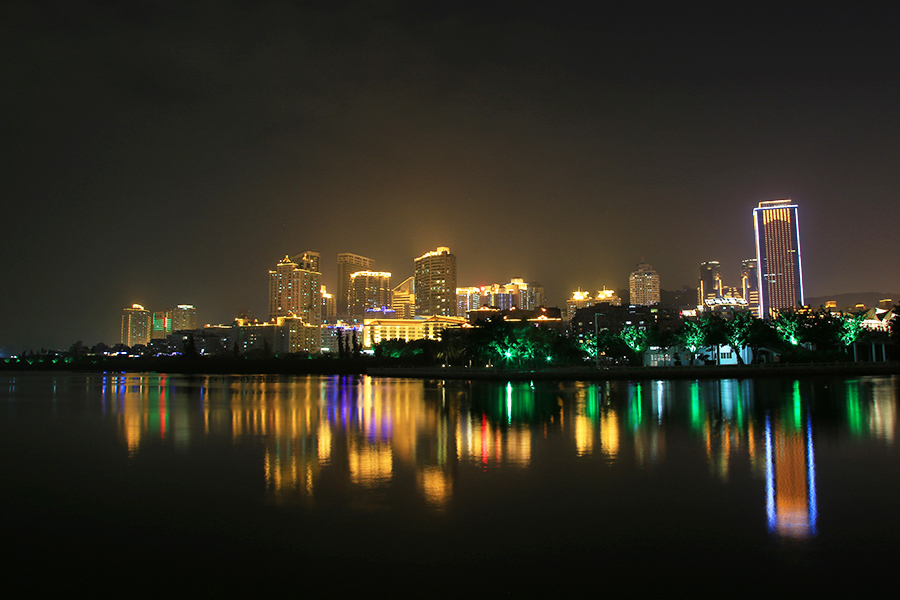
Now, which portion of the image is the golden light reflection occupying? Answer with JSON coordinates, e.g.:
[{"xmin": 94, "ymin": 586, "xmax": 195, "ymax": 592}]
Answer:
[
  {"xmin": 348, "ymin": 439, "xmax": 393, "ymax": 487},
  {"xmin": 600, "ymin": 410, "xmax": 619, "ymax": 459},
  {"xmin": 104, "ymin": 373, "xmax": 892, "ymax": 535},
  {"xmin": 870, "ymin": 378, "xmax": 897, "ymax": 443},
  {"xmin": 574, "ymin": 413, "xmax": 593, "ymax": 456},
  {"xmin": 418, "ymin": 466, "xmax": 453, "ymax": 510}
]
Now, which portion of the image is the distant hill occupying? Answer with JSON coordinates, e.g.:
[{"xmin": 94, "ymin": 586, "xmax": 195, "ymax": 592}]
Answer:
[{"xmin": 805, "ymin": 292, "xmax": 898, "ymax": 310}]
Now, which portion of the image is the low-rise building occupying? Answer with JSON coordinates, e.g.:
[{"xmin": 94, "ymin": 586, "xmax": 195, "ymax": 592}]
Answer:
[{"xmin": 363, "ymin": 315, "xmax": 468, "ymax": 348}]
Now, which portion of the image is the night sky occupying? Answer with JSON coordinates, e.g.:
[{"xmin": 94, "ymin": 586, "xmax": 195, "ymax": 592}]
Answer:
[{"xmin": 3, "ymin": 0, "xmax": 899, "ymax": 352}]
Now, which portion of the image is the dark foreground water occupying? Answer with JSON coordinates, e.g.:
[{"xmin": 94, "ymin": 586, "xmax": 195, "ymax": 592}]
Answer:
[{"xmin": 2, "ymin": 372, "xmax": 897, "ymax": 597}]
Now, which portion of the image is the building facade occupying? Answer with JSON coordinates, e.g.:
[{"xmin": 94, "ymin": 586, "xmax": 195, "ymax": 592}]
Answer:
[
  {"xmin": 596, "ymin": 287, "xmax": 621, "ymax": 306},
  {"xmin": 320, "ymin": 286, "xmax": 337, "ymax": 323},
  {"xmin": 457, "ymin": 286, "xmax": 484, "ymax": 317},
  {"xmin": 172, "ymin": 304, "xmax": 196, "ymax": 331},
  {"xmin": 121, "ymin": 304, "xmax": 151, "ymax": 347},
  {"xmin": 741, "ymin": 259, "xmax": 760, "ymax": 317},
  {"xmin": 629, "ymin": 262, "xmax": 660, "ymax": 306},
  {"xmin": 231, "ymin": 316, "xmax": 321, "ymax": 355},
  {"xmin": 337, "ymin": 253, "xmax": 374, "ymax": 319},
  {"xmin": 348, "ymin": 271, "xmax": 392, "ymax": 323},
  {"xmin": 151, "ymin": 309, "xmax": 173, "ymax": 340},
  {"xmin": 566, "ymin": 289, "xmax": 594, "ymax": 319},
  {"xmin": 753, "ymin": 199, "xmax": 804, "ymax": 318},
  {"xmin": 268, "ymin": 253, "xmax": 322, "ymax": 325},
  {"xmin": 363, "ymin": 315, "xmax": 467, "ymax": 348},
  {"xmin": 698, "ymin": 261, "xmax": 722, "ymax": 307},
  {"xmin": 414, "ymin": 247, "xmax": 457, "ymax": 317},
  {"xmin": 391, "ymin": 276, "xmax": 415, "ymax": 319}
]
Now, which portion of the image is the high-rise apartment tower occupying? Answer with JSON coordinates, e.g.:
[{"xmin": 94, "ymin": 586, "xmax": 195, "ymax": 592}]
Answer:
[
  {"xmin": 414, "ymin": 247, "xmax": 457, "ymax": 316},
  {"xmin": 629, "ymin": 262, "xmax": 660, "ymax": 306},
  {"xmin": 349, "ymin": 271, "xmax": 392, "ymax": 322},
  {"xmin": 337, "ymin": 253, "xmax": 374, "ymax": 319},
  {"xmin": 172, "ymin": 304, "xmax": 196, "ymax": 331},
  {"xmin": 121, "ymin": 304, "xmax": 151, "ymax": 347},
  {"xmin": 269, "ymin": 253, "xmax": 322, "ymax": 325}
]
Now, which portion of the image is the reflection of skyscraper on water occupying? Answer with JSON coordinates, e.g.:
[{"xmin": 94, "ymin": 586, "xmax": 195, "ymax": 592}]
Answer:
[{"xmin": 765, "ymin": 407, "xmax": 818, "ymax": 538}]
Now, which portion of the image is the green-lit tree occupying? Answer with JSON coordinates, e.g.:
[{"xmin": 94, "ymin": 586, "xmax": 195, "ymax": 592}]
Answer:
[
  {"xmin": 579, "ymin": 335, "xmax": 597, "ymax": 360},
  {"xmin": 677, "ymin": 320, "xmax": 705, "ymax": 365},
  {"xmin": 838, "ymin": 312, "xmax": 866, "ymax": 347},
  {"xmin": 773, "ymin": 309, "xmax": 806, "ymax": 347},
  {"xmin": 619, "ymin": 326, "xmax": 649, "ymax": 366}
]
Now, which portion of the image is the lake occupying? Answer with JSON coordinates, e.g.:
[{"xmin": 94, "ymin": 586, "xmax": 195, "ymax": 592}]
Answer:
[{"xmin": 2, "ymin": 372, "xmax": 897, "ymax": 596}]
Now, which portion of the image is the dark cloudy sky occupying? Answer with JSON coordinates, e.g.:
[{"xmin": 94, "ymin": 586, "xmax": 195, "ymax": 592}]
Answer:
[{"xmin": 3, "ymin": 0, "xmax": 899, "ymax": 351}]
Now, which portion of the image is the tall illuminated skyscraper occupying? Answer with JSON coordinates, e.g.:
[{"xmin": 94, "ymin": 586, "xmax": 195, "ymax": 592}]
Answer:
[
  {"xmin": 337, "ymin": 253, "xmax": 374, "ymax": 319},
  {"xmin": 269, "ymin": 253, "xmax": 321, "ymax": 325},
  {"xmin": 629, "ymin": 262, "xmax": 660, "ymax": 306},
  {"xmin": 753, "ymin": 199, "xmax": 803, "ymax": 318},
  {"xmin": 414, "ymin": 246, "xmax": 457, "ymax": 316},
  {"xmin": 121, "ymin": 304, "xmax": 151, "ymax": 346}
]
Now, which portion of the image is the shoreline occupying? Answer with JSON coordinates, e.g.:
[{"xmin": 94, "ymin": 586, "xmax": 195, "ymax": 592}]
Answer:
[
  {"xmin": 5, "ymin": 360, "xmax": 896, "ymax": 380},
  {"xmin": 366, "ymin": 362, "xmax": 900, "ymax": 381}
]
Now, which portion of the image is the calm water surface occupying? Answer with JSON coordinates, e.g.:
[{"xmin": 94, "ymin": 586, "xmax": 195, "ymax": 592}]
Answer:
[{"xmin": 2, "ymin": 373, "xmax": 898, "ymax": 596}]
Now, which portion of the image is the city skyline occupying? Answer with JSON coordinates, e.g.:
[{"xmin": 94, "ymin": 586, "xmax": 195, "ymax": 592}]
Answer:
[{"xmin": 2, "ymin": 2, "xmax": 898, "ymax": 351}]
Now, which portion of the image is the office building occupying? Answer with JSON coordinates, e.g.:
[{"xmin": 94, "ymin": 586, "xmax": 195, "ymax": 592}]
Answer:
[
  {"xmin": 753, "ymin": 199, "xmax": 804, "ymax": 318},
  {"xmin": 151, "ymin": 304, "xmax": 196, "ymax": 339},
  {"xmin": 629, "ymin": 262, "xmax": 660, "ymax": 306},
  {"xmin": 268, "ymin": 253, "xmax": 321, "ymax": 325},
  {"xmin": 121, "ymin": 304, "xmax": 151, "ymax": 347},
  {"xmin": 348, "ymin": 271, "xmax": 392, "ymax": 323},
  {"xmin": 414, "ymin": 247, "xmax": 457, "ymax": 317},
  {"xmin": 337, "ymin": 253, "xmax": 374, "ymax": 319},
  {"xmin": 151, "ymin": 309, "xmax": 173, "ymax": 340},
  {"xmin": 699, "ymin": 261, "xmax": 723, "ymax": 306}
]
